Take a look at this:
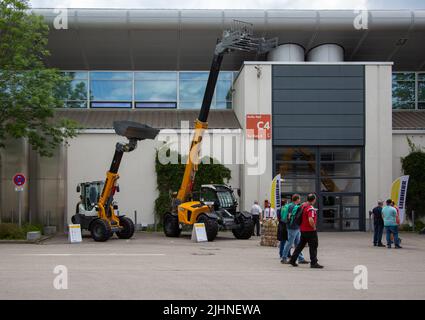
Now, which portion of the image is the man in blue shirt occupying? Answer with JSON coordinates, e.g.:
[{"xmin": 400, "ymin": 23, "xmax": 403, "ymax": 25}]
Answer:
[
  {"xmin": 370, "ymin": 200, "xmax": 385, "ymax": 247},
  {"xmin": 382, "ymin": 199, "xmax": 402, "ymax": 249}
]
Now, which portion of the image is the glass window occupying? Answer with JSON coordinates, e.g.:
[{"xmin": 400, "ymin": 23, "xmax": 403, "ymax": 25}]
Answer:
[
  {"xmin": 135, "ymin": 80, "xmax": 177, "ymax": 102},
  {"xmin": 135, "ymin": 102, "xmax": 176, "ymax": 108},
  {"xmin": 216, "ymin": 80, "xmax": 232, "ymax": 102},
  {"xmin": 320, "ymin": 148, "xmax": 361, "ymax": 162},
  {"xmin": 180, "ymin": 72, "xmax": 209, "ymax": 80},
  {"xmin": 342, "ymin": 207, "xmax": 360, "ymax": 219},
  {"xmin": 179, "ymin": 71, "xmax": 233, "ymax": 109},
  {"xmin": 59, "ymin": 72, "xmax": 88, "ymax": 108},
  {"xmin": 341, "ymin": 196, "xmax": 360, "ymax": 206},
  {"xmin": 342, "ymin": 219, "xmax": 359, "ymax": 230},
  {"xmin": 90, "ymin": 72, "xmax": 132, "ymax": 80},
  {"xmin": 418, "ymin": 75, "xmax": 425, "ymax": 109},
  {"xmin": 90, "ymin": 72, "xmax": 132, "ymax": 107},
  {"xmin": 218, "ymin": 72, "xmax": 233, "ymax": 81},
  {"xmin": 63, "ymin": 71, "xmax": 88, "ymax": 80},
  {"xmin": 320, "ymin": 178, "xmax": 361, "ymax": 193},
  {"xmin": 179, "ymin": 73, "xmax": 208, "ymax": 107},
  {"xmin": 392, "ymin": 72, "xmax": 415, "ymax": 110},
  {"xmin": 392, "ymin": 73, "xmax": 415, "ymax": 81},
  {"xmin": 91, "ymin": 102, "xmax": 132, "ymax": 108},
  {"xmin": 320, "ymin": 163, "xmax": 361, "ymax": 177},
  {"xmin": 276, "ymin": 162, "xmax": 316, "ymax": 178},
  {"xmin": 134, "ymin": 72, "xmax": 177, "ymax": 108},
  {"xmin": 275, "ymin": 147, "xmax": 316, "ymax": 162},
  {"xmin": 282, "ymin": 178, "xmax": 316, "ymax": 193},
  {"xmin": 135, "ymin": 72, "xmax": 176, "ymax": 81}
]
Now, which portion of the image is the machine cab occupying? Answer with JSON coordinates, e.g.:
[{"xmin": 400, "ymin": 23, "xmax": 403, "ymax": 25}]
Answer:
[
  {"xmin": 199, "ymin": 184, "xmax": 238, "ymax": 215},
  {"xmin": 76, "ymin": 181, "xmax": 105, "ymax": 216}
]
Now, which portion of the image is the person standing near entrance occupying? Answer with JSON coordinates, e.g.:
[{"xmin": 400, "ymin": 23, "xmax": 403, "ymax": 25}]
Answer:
[
  {"xmin": 250, "ymin": 200, "xmax": 262, "ymax": 236},
  {"xmin": 263, "ymin": 200, "xmax": 276, "ymax": 220},
  {"xmin": 383, "ymin": 199, "xmax": 402, "ymax": 249},
  {"xmin": 371, "ymin": 200, "xmax": 385, "ymax": 247},
  {"xmin": 289, "ymin": 194, "xmax": 324, "ymax": 269}
]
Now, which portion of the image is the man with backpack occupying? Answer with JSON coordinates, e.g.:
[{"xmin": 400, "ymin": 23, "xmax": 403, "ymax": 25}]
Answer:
[
  {"xmin": 289, "ymin": 194, "xmax": 324, "ymax": 269},
  {"xmin": 277, "ymin": 199, "xmax": 289, "ymax": 260},
  {"xmin": 280, "ymin": 194, "xmax": 308, "ymax": 264}
]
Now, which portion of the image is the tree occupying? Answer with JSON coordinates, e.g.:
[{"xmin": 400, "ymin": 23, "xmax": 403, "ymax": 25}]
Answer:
[
  {"xmin": 401, "ymin": 137, "xmax": 425, "ymax": 219},
  {"xmin": 0, "ymin": 0, "xmax": 77, "ymax": 157}
]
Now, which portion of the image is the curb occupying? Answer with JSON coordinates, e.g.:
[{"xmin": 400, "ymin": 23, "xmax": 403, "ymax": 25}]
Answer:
[{"xmin": 0, "ymin": 235, "xmax": 54, "ymax": 244}]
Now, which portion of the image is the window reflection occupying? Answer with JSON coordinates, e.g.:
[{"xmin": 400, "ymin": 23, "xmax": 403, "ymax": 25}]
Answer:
[
  {"xmin": 58, "ymin": 70, "xmax": 233, "ymax": 109},
  {"xmin": 90, "ymin": 72, "xmax": 132, "ymax": 107},
  {"xmin": 392, "ymin": 72, "xmax": 416, "ymax": 110},
  {"xmin": 320, "ymin": 148, "xmax": 361, "ymax": 161},
  {"xmin": 276, "ymin": 162, "xmax": 316, "ymax": 178},
  {"xmin": 320, "ymin": 179, "xmax": 361, "ymax": 193},
  {"xmin": 135, "ymin": 81, "xmax": 177, "ymax": 102},
  {"xmin": 90, "ymin": 81, "xmax": 132, "ymax": 101},
  {"xmin": 275, "ymin": 147, "xmax": 316, "ymax": 162},
  {"xmin": 59, "ymin": 72, "xmax": 88, "ymax": 108}
]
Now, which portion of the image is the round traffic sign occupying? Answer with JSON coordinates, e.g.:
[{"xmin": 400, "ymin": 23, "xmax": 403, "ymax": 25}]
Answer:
[{"xmin": 13, "ymin": 173, "xmax": 26, "ymax": 187}]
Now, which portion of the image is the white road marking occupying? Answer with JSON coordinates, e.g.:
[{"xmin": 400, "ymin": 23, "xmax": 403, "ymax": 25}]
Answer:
[{"xmin": 15, "ymin": 253, "xmax": 165, "ymax": 257}]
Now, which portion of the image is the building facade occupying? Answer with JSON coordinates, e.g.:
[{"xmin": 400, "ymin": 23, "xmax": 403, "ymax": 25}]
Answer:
[{"xmin": 1, "ymin": 8, "xmax": 425, "ymax": 231}]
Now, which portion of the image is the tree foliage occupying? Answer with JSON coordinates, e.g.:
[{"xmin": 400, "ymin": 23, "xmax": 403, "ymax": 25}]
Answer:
[
  {"xmin": 401, "ymin": 137, "xmax": 425, "ymax": 218},
  {"xmin": 0, "ymin": 0, "xmax": 77, "ymax": 157},
  {"xmin": 154, "ymin": 148, "xmax": 232, "ymax": 224}
]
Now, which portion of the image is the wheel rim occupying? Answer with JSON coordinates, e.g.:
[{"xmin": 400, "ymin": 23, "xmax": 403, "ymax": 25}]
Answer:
[{"xmin": 93, "ymin": 223, "xmax": 103, "ymax": 238}]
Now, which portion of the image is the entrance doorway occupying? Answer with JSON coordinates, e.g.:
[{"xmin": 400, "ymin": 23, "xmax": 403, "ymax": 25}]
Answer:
[{"xmin": 320, "ymin": 194, "xmax": 362, "ymax": 231}]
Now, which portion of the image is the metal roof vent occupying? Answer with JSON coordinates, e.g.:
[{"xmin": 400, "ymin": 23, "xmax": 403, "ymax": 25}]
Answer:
[
  {"xmin": 267, "ymin": 43, "xmax": 305, "ymax": 62},
  {"xmin": 307, "ymin": 44, "xmax": 344, "ymax": 62}
]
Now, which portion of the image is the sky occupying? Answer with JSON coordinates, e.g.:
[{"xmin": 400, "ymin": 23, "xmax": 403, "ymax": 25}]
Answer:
[{"xmin": 29, "ymin": 0, "xmax": 425, "ymax": 10}]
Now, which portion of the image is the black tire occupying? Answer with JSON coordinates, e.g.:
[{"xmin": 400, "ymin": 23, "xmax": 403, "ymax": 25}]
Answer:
[
  {"xmin": 90, "ymin": 219, "xmax": 112, "ymax": 242},
  {"xmin": 71, "ymin": 215, "xmax": 77, "ymax": 224},
  {"xmin": 232, "ymin": 215, "xmax": 254, "ymax": 240},
  {"xmin": 116, "ymin": 216, "xmax": 135, "ymax": 239},
  {"xmin": 163, "ymin": 213, "xmax": 181, "ymax": 237},
  {"xmin": 197, "ymin": 214, "xmax": 218, "ymax": 241}
]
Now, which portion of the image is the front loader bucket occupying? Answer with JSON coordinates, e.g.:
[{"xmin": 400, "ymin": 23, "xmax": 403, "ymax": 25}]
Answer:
[{"xmin": 113, "ymin": 121, "xmax": 159, "ymax": 141}]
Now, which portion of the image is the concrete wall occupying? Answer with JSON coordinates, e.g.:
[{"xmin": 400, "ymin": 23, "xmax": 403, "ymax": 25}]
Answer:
[
  {"xmin": 233, "ymin": 64, "xmax": 273, "ymax": 212},
  {"xmin": 392, "ymin": 132, "xmax": 425, "ymax": 179},
  {"xmin": 0, "ymin": 139, "xmax": 29, "ymax": 224},
  {"xmin": 365, "ymin": 65, "xmax": 393, "ymax": 215}
]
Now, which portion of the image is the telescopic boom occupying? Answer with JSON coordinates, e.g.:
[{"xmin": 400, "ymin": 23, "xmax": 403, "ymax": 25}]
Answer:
[{"xmin": 176, "ymin": 21, "xmax": 277, "ymax": 203}]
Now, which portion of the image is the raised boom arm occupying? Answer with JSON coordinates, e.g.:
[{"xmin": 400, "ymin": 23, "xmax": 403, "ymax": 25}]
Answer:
[{"xmin": 176, "ymin": 21, "xmax": 277, "ymax": 203}]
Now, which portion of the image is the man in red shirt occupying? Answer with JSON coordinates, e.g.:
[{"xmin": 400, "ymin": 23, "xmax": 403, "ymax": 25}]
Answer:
[{"xmin": 289, "ymin": 194, "xmax": 324, "ymax": 269}]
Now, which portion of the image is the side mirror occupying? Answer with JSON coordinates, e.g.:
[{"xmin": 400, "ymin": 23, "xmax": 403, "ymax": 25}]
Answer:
[
  {"xmin": 76, "ymin": 185, "xmax": 81, "ymax": 193},
  {"xmin": 237, "ymin": 188, "xmax": 241, "ymax": 197}
]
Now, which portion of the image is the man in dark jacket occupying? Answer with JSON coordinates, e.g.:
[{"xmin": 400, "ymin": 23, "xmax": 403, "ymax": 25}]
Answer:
[
  {"xmin": 277, "ymin": 199, "xmax": 288, "ymax": 260},
  {"xmin": 371, "ymin": 200, "xmax": 385, "ymax": 247}
]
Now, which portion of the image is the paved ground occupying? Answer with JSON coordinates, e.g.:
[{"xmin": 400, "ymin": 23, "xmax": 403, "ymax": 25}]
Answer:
[{"xmin": 0, "ymin": 231, "xmax": 424, "ymax": 300}]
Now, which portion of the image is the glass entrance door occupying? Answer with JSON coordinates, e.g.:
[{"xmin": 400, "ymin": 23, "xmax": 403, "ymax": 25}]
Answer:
[{"xmin": 319, "ymin": 194, "xmax": 361, "ymax": 231}]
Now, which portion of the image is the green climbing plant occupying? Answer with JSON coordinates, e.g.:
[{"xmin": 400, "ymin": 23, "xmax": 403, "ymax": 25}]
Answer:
[{"xmin": 401, "ymin": 137, "xmax": 425, "ymax": 219}]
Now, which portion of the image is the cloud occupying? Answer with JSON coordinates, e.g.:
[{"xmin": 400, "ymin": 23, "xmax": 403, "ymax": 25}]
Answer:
[{"xmin": 30, "ymin": 0, "xmax": 370, "ymax": 10}]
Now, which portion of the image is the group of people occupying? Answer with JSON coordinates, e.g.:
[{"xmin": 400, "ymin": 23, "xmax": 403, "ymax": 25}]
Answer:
[
  {"xmin": 250, "ymin": 194, "xmax": 324, "ymax": 269},
  {"xmin": 370, "ymin": 199, "xmax": 402, "ymax": 249}
]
